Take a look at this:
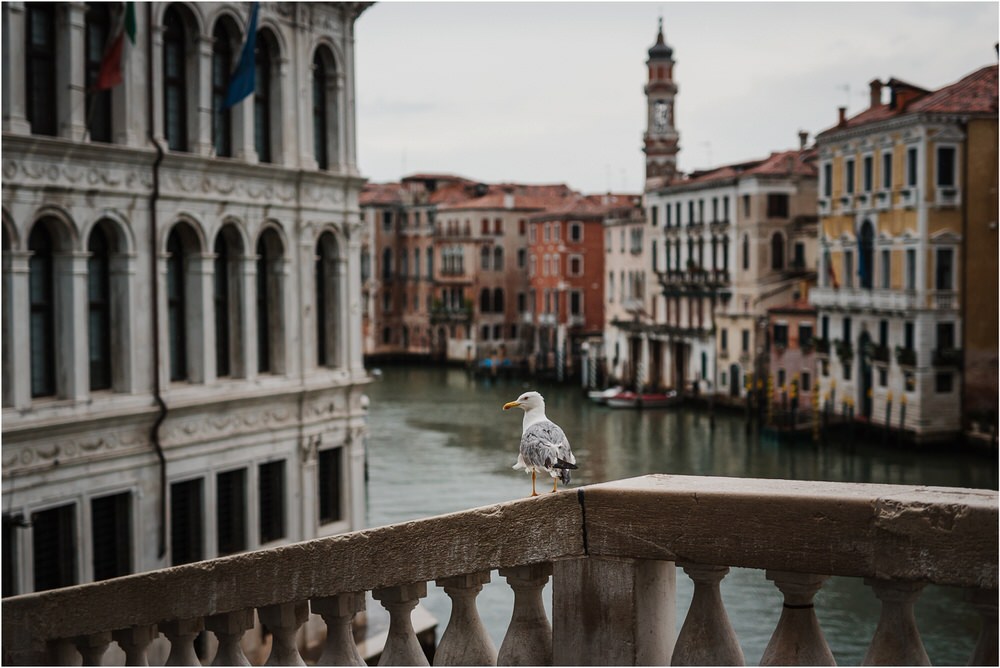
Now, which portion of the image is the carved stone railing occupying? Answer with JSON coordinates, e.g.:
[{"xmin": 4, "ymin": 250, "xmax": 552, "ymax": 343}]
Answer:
[{"xmin": 3, "ymin": 475, "xmax": 997, "ymax": 666}]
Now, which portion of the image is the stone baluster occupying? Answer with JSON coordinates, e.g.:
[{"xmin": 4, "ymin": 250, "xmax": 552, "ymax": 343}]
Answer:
[
  {"xmin": 498, "ymin": 563, "xmax": 552, "ymax": 666},
  {"xmin": 72, "ymin": 631, "xmax": 111, "ymax": 666},
  {"xmin": 968, "ymin": 588, "xmax": 998, "ymax": 666},
  {"xmin": 760, "ymin": 571, "xmax": 835, "ymax": 666},
  {"xmin": 372, "ymin": 583, "xmax": 430, "ymax": 666},
  {"xmin": 672, "ymin": 563, "xmax": 744, "ymax": 666},
  {"xmin": 161, "ymin": 618, "xmax": 205, "ymax": 666},
  {"xmin": 312, "ymin": 592, "xmax": 366, "ymax": 666},
  {"xmin": 861, "ymin": 579, "xmax": 930, "ymax": 666},
  {"xmin": 259, "ymin": 601, "xmax": 310, "ymax": 666},
  {"xmin": 206, "ymin": 609, "xmax": 255, "ymax": 666},
  {"xmin": 434, "ymin": 572, "xmax": 497, "ymax": 666},
  {"xmin": 112, "ymin": 625, "xmax": 158, "ymax": 666}
]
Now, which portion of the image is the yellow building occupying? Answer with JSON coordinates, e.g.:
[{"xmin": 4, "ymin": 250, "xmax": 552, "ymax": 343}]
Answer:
[{"xmin": 810, "ymin": 65, "xmax": 998, "ymax": 442}]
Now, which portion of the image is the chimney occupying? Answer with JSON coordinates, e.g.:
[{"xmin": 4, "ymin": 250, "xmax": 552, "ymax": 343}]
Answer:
[
  {"xmin": 837, "ymin": 106, "xmax": 847, "ymax": 127},
  {"xmin": 798, "ymin": 130, "xmax": 809, "ymax": 150},
  {"xmin": 869, "ymin": 79, "xmax": 883, "ymax": 109}
]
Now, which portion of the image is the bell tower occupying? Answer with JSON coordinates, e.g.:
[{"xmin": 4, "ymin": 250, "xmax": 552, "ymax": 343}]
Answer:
[{"xmin": 643, "ymin": 18, "xmax": 679, "ymax": 188}]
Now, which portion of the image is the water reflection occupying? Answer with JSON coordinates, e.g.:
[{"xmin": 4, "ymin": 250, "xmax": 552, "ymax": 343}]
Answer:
[{"xmin": 364, "ymin": 365, "xmax": 997, "ymax": 665}]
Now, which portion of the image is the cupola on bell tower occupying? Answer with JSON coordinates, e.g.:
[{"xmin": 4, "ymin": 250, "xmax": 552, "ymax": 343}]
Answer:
[{"xmin": 643, "ymin": 18, "xmax": 679, "ymax": 188}]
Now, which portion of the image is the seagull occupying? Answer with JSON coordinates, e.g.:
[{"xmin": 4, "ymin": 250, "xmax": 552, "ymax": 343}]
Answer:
[{"xmin": 502, "ymin": 391, "xmax": 578, "ymax": 496}]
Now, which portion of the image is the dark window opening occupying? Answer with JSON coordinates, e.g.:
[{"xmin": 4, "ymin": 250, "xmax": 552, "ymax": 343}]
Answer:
[
  {"xmin": 32, "ymin": 504, "xmax": 77, "ymax": 592},
  {"xmin": 259, "ymin": 461, "xmax": 286, "ymax": 544},
  {"xmin": 170, "ymin": 479, "xmax": 203, "ymax": 566},
  {"xmin": 88, "ymin": 226, "xmax": 113, "ymax": 391},
  {"xmin": 163, "ymin": 7, "xmax": 189, "ymax": 151},
  {"xmin": 26, "ymin": 3, "xmax": 58, "ymax": 136},
  {"xmin": 91, "ymin": 492, "xmax": 132, "ymax": 581},
  {"xmin": 29, "ymin": 223, "xmax": 56, "ymax": 397},
  {"xmin": 318, "ymin": 448, "xmax": 343, "ymax": 524},
  {"xmin": 217, "ymin": 469, "xmax": 247, "ymax": 556}
]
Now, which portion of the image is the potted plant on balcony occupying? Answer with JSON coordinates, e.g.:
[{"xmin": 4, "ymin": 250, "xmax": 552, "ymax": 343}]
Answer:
[
  {"xmin": 872, "ymin": 344, "xmax": 890, "ymax": 363},
  {"xmin": 895, "ymin": 346, "xmax": 917, "ymax": 367},
  {"xmin": 813, "ymin": 337, "xmax": 830, "ymax": 355},
  {"xmin": 834, "ymin": 339, "xmax": 853, "ymax": 364}
]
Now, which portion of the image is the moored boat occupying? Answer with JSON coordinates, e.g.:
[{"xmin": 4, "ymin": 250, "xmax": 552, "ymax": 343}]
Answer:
[
  {"xmin": 606, "ymin": 390, "xmax": 680, "ymax": 409},
  {"xmin": 587, "ymin": 385, "xmax": 624, "ymax": 404}
]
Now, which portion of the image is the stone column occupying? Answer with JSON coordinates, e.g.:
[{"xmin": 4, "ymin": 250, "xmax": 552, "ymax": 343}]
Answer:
[
  {"xmin": 112, "ymin": 624, "xmax": 158, "ymax": 667},
  {"xmin": 434, "ymin": 572, "xmax": 497, "ymax": 666},
  {"xmin": 259, "ymin": 601, "xmax": 309, "ymax": 666},
  {"xmin": 110, "ymin": 253, "xmax": 136, "ymax": 392},
  {"xmin": 62, "ymin": 2, "xmax": 87, "ymax": 141},
  {"xmin": 205, "ymin": 609, "xmax": 254, "ymax": 666},
  {"xmin": 161, "ymin": 618, "xmax": 204, "ymax": 666},
  {"xmin": 672, "ymin": 563, "xmax": 744, "ymax": 666},
  {"xmin": 72, "ymin": 631, "xmax": 111, "ymax": 667},
  {"xmin": 553, "ymin": 557, "xmax": 675, "ymax": 666},
  {"xmin": 2, "ymin": 3, "xmax": 32, "ymax": 133},
  {"xmin": 312, "ymin": 592, "xmax": 366, "ymax": 666},
  {"xmin": 760, "ymin": 570, "xmax": 834, "ymax": 666},
  {"xmin": 194, "ymin": 34, "xmax": 214, "ymax": 156},
  {"xmin": 498, "ymin": 563, "xmax": 552, "ymax": 666},
  {"xmin": 242, "ymin": 254, "xmax": 258, "ymax": 379},
  {"xmin": 4, "ymin": 250, "xmax": 31, "ymax": 408},
  {"xmin": 372, "ymin": 583, "xmax": 430, "ymax": 666},
  {"xmin": 861, "ymin": 579, "xmax": 930, "ymax": 666},
  {"xmin": 58, "ymin": 251, "xmax": 89, "ymax": 401},
  {"xmin": 188, "ymin": 253, "xmax": 214, "ymax": 384}
]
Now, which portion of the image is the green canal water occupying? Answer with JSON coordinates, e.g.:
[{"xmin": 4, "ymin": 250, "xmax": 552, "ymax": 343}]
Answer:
[{"xmin": 363, "ymin": 365, "xmax": 998, "ymax": 665}]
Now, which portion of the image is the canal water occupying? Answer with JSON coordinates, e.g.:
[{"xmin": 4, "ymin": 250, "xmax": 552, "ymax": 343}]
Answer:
[{"xmin": 363, "ymin": 365, "xmax": 997, "ymax": 665}]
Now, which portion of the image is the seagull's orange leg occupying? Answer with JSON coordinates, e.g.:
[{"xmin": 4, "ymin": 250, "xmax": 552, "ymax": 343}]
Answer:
[
  {"xmin": 551, "ymin": 476, "xmax": 558, "ymax": 493},
  {"xmin": 530, "ymin": 470, "xmax": 538, "ymax": 497}
]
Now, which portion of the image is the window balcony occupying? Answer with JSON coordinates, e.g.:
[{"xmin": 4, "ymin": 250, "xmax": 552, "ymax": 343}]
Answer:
[
  {"xmin": 871, "ymin": 344, "xmax": 890, "ymax": 364},
  {"xmin": 898, "ymin": 187, "xmax": 918, "ymax": 209},
  {"xmin": 933, "ymin": 347, "xmax": 963, "ymax": 367},
  {"xmin": 932, "ymin": 290, "xmax": 958, "ymax": 310},
  {"xmin": 567, "ymin": 314, "xmax": 586, "ymax": 328},
  {"xmin": 430, "ymin": 305, "xmax": 472, "ymax": 324},
  {"xmin": 936, "ymin": 187, "xmax": 961, "ymax": 208},
  {"xmin": 855, "ymin": 192, "xmax": 871, "ymax": 210},
  {"xmin": 4, "ymin": 475, "xmax": 995, "ymax": 666},
  {"xmin": 838, "ymin": 194, "xmax": 854, "ymax": 214},
  {"xmin": 874, "ymin": 190, "xmax": 891, "ymax": 212},
  {"xmin": 811, "ymin": 288, "xmax": 921, "ymax": 313},
  {"xmin": 817, "ymin": 198, "xmax": 831, "ymax": 215}
]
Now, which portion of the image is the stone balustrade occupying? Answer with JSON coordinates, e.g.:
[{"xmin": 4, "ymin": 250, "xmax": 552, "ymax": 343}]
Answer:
[{"xmin": 3, "ymin": 475, "xmax": 997, "ymax": 666}]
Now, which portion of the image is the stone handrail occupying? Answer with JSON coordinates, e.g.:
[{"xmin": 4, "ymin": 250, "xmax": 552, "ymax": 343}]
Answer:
[{"xmin": 3, "ymin": 475, "xmax": 997, "ymax": 666}]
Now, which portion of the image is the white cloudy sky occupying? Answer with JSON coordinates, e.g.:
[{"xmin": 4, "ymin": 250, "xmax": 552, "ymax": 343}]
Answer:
[{"xmin": 354, "ymin": 2, "xmax": 998, "ymax": 194}]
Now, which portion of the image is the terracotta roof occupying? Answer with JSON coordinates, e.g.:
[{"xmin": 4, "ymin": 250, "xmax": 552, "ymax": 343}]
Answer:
[
  {"xmin": 525, "ymin": 192, "xmax": 641, "ymax": 221},
  {"xmin": 661, "ymin": 148, "xmax": 816, "ymax": 190},
  {"xmin": 360, "ymin": 182, "xmax": 404, "ymax": 206},
  {"xmin": 818, "ymin": 64, "xmax": 998, "ymax": 137},
  {"xmin": 437, "ymin": 183, "xmax": 577, "ymax": 212}
]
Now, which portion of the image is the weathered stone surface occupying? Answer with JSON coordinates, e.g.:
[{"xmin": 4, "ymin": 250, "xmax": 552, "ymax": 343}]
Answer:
[
  {"xmin": 2, "ymin": 492, "xmax": 583, "ymax": 647},
  {"xmin": 498, "ymin": 563, "xmax": 553, "ymax": 666},
  {"xmin": 672, "ymin": 563, "xmax": 744, "ymax": 666},
  {"xmin": 581, "ymin": 475, "xmax": 998, "ymax": 588},
  {"xmin": 552, "ymin": 556, "xmax": 675, "ymax": 666},
  {"xmin": 759, "ymin": 571, "xmax": 834, "ymax": 666}
]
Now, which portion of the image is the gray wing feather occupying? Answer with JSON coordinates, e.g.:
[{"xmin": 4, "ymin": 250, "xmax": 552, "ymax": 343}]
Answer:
[{"xmin": 520, "ymin": 420, "xmax": 575, "ymax": 469}]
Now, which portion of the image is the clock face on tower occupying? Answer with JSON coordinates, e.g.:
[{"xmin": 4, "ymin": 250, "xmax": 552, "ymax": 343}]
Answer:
[{"xmin": 653, "ymin": 100, "xmax": 671, "ymax": 132}]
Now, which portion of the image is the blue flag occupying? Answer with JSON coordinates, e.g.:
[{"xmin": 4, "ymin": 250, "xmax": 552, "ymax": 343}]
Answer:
[{"xmin": 223, "ymin": 3, "xmax": 259, "ymax": 109}]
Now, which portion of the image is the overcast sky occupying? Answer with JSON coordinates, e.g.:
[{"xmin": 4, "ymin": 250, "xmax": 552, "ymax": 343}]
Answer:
[{"xmin": 354, "ymin": 2, "xmax": 998, "ymax": 194}]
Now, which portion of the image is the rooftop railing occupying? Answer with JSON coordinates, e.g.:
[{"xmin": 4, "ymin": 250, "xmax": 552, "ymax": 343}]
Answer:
[{"xmin": 3, "ymin": 474, "xmax": 997, "ymax": 666}]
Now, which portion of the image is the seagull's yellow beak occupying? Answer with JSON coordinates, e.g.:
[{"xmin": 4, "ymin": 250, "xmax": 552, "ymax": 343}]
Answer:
[{"xmin": 503, "ymin": 401, "xmax": 520, "ymax": 411}]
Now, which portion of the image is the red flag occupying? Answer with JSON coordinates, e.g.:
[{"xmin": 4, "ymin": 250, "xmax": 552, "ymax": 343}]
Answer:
[{"xmin": 95, "ymin": 3, "xmax": 136, "ymax": 91}]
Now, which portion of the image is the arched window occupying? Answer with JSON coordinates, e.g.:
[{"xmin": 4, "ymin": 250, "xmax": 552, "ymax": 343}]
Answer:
[
  {"xmin": 493, "ymin": 288, "xmax": 504, "ymax": 314},
  {"xmin": 479, "ymin": 288, "xmax": 491, "ymax": 313},
  {"xmin": 316, "ymin": 232, "xmax": 339, "ymax": 368},
  {"xmin": 256, "ymin": 228, "xmax": 284, "ymax": 373},
  {"xmin": 85, "ymin": 3, "xmax": 113, "ymax": 142},
  {"xmin": 859, "ymin": 220, "xmax": 875, "ymax": 290},
  {"xmin": 771, "ymin": 232, "xmax": 785, "ymax": 271},
  {"xmin": 2, "ymin": 227, "xmax": 13, "ymax": 405},
  {"xmin": 166, "ymin": 228, "xmax": 188, "ymax": 381},
  {"xmin": 493, "ymin": 247, "xmax": 504, "ymax": 271},
  {"xmin": 426, "ymin": 247, "xmax": 433, "ymax": 278},
  {"xmin": 480, "ymin": 246, "xmax": 491, "ymax": 271},
  {"xmin": 312, "ymin": 47, "xmax": 337, "ymax": 170},
  {"xmin": 87, "ymin": 225, "xmax": 112, "ymax": 391},
  {"xmin": 722, "ymin": 236, "xmax": 729, "ymax": 271},
  {"xmin": 163, "ymin": 6, "xmax": 189, "ymax": 151},
  {"xmin": 214, "ymin": 225, "xmax": 244, "ymax": 378},
  {"xmin": 254, "ymin": 30, "xmax": 279, "ymax": 163},
  {"xmin": 29, "ymin": 222, "xmax": 56, "ymax": 396},
  {"xmin": 211, "ymin": 20, "xmax": 236, "ymax": 157},
  {"xmin": 742, "ymin": 234, "xmax": 750, "ymax": 270}
]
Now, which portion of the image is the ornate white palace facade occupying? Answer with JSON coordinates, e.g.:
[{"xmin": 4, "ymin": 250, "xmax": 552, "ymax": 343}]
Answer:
[{"xmin": 2, "ymin": 1, "xmax": 371, "ymax": 605}]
